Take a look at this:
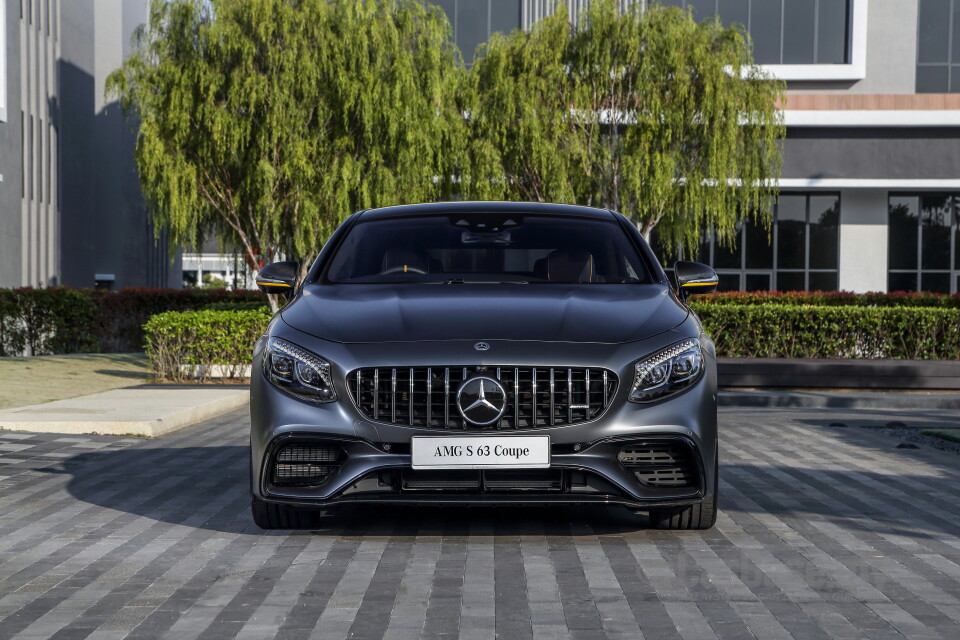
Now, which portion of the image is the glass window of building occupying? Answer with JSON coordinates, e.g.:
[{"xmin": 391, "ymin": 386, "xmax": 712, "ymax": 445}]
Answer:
[
  {"xmin": 431, "ymin": 0, "xmax": 522, "ymax": 65},
  {"xmin": 654, "ymin": 193, "xmax": 840, "ymax": 292},
  {"xmin": 916, "ymin": 0, "xmax": 960, "ymax": 92},
  {"xmin": 888, "ymin": 194, "xmax": 960, "ymax": 293},
  {"xmin": 654, "ymin": 0, "xmax": 850, "ymax": 65}
]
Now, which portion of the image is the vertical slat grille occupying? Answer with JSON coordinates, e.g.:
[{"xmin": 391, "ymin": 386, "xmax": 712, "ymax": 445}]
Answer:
[
  {"xmin": 514, "ymin": 368, "xmax": 519, "ymax": 429},
  {"xmin": 349, "ymin": 366, "xmax": 617, "ymax": 430},
  {"xmin": 391, "ymin": 368, "xmax": 397, "ymax": 424}
]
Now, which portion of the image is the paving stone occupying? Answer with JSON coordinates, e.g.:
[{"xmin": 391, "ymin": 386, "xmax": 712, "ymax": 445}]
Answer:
[{"xmin": 1, "ymin": 407, "xmax": 960, "ymax": 638}]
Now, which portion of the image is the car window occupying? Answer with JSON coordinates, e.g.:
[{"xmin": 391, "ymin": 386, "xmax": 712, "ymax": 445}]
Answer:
[{"xmin": 324, "ymin": 213, "xmax": 652, "ymax": 284}]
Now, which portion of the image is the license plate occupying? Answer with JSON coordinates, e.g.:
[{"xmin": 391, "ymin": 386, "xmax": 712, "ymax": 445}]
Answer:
[{"xmin": 411, "ymin": 435, "xmax": 550, "ymax": 470}]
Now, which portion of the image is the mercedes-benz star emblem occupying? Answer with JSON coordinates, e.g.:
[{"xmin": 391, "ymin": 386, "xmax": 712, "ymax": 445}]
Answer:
[
  {"xmin": 474, "ymin": 342, "xmax": 490, "ymax": 351},
  {"xmin": 456, "ymin": 377, "xmax": 507, "ymax": 425}
]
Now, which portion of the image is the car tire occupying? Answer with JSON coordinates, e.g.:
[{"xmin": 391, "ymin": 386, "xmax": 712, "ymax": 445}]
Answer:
[
  {"xmin": 251, "ymin": 496, "xmax": 321, "ymax": 530},
  {"xmin": 648, "ymin": 450, "xmax": 719, "ymax": 531}
]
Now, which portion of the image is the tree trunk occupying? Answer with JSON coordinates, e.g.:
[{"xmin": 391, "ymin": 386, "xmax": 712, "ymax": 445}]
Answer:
[
  {"xmin": 266, "ymin": 294, "xmax": 281, "ymax": 314},
  {"xmin": 638, "ymin": 220, "xmax": 653, "ymax": 244},
  {"xmin": 239, "ymin": 241, "xmax": 281, "ymax": 313},
  {"xmin": 296, "ymin": 253, "xmax": 315, "ymax": 285}
]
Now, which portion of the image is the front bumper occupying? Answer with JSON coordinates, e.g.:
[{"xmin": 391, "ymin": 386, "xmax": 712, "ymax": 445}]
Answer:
[
  {"xmin": 250, "ymin": 323, "xmax": 718, "ymax": 511},
  {"xmin": 258, "ymin": 433, "xmax": 708, "ymax": 509}
]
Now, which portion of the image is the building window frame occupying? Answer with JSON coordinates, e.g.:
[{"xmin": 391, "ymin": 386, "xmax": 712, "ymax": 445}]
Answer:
[
  {"xmin": 761, "ymin": 0, "xmax": 867, "ymax": 81},
  {"xmin": 436, "ymin": 0, "xmax": 522, "ymax": 66},
  {"xmin": 887, "ymin": 193, "xmax": 959, "ymax": 294},
  {"xmin": 916, "ymin": 0, "xmax": 960, "ymax": 92},
  {"xmin": 678, "ymin": 192, "xmax": 841, "ymax": 292},
  {"xmin": 650, "ymin": 0, "xmax": 867, "ymax": 81}
]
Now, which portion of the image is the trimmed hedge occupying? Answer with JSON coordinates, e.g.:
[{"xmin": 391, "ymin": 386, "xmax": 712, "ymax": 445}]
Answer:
[
  {"xmin": 144, "ymin": 309, "xmax": 272, "ymax": 382},
  {"xmin": 141, "ymin": 303, "xmax": 960, "ymax": 383},
  {"xmin": 691, "ymin": 303, "xmax": 960, "ymax": 359},
  {"xmin": 0, "ymin": 287, "xmax": 100, "ymax": 356},
  {"xmin": 7, "ymin": 286, "xmax": 957, "ymax": 358},
  {"xmin": 0, "ymin": 287, "xmax": 264, "ymax": 356},
  {"xmin": 694, "ymin": 291, "xmax": 960, "ymax": 308}
]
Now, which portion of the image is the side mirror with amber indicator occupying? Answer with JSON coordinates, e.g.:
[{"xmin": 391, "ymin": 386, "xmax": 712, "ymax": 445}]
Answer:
[
  {"xmin": 256, "ymin": 261, "xmax": 299, "ymax": 298},
  {"xmin": 674, "ymin": 260, "xmax": 719, "ymax": 301}
]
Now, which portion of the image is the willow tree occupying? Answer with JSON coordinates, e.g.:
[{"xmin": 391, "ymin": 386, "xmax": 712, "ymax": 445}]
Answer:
[
  {"xmin": 457, "ymin": 9, "xmax": 580, "ymax": 203},
  {"xmin": 464, "ymin": 1, "xmax": 785, "ymax": 255},
  {"xmin": 107, "ymin": 0, "xmax": 462, "ymax": 294}
]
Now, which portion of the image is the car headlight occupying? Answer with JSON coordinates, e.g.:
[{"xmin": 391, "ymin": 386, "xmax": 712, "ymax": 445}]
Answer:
[
  {"xmin": 630, "ymin": 338, "xmax": 703, "ymax": 402},
  {"xmin": 263, "ymin": 337, "xmax": 337, "ymax": 403}
]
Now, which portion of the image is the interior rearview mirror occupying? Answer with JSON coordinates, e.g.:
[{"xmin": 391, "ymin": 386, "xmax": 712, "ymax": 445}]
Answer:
[
  {"xmin": 256, "ymin": 261, "xmax": 300, "ymax": 297},
  {"xmin": 674, "ymin": 260, "xmax": 719, "ymax": 300}
]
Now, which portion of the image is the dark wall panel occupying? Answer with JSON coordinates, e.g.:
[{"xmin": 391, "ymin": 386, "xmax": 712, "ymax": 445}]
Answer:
[{"xmin": 781, "ymin": 127, "xmax": 960, "ymax": 180}]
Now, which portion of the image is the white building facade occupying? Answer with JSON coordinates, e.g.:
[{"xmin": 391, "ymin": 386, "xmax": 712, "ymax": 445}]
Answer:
[{"xmin": 181, "ymin": 246, "xmax": 254, "ymax": 290}]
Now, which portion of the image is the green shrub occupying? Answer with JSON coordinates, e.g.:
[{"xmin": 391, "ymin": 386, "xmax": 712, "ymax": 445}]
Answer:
[
  {"xmin": 91, "ymin": 288, "xmax": 265, "ymax": 352},
  {"xmin": 694, "ymin": 291, "xmax": 960, "ymax": 308},
  {"xmin": 141, "ymin": 303, "xmax": 959, "ymax": 385},
  {"xmin": 0, "ymin": 287, "xmax": 101, "ymax": 355},
  {"xmin": 201, "ymin": 300, "xmax": 270, "ymax": 312},
  {"xmin": 144, "ymin": 309, "xmax": 272, "ymax": 382},
  {"xmin": 0, "ymin": 287, "xmax": 264, "ymax": 356},
  {"xmin": 691, "ymin": 303, "xmax": 960, "ymax": 359}
]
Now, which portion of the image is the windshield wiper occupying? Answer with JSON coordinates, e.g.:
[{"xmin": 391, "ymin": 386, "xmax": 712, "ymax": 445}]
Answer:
[{"xmin": 442, "ymin": 279, "xmax": 528, "ymax": 285}]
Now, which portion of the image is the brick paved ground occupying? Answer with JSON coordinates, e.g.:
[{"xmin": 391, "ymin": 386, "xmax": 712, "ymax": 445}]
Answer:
[{"xmin": 1, "ymin": 406, "xmax": 959, "ymax": 639}]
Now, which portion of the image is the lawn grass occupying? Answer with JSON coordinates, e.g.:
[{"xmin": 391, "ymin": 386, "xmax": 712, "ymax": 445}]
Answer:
[
  {"xmin": 0, "ymin": 353, "xmax": 151, "ymax": 410},
  {"xmin": 920, "ymin": 429, "xmax": 960, "ymax": 444}
]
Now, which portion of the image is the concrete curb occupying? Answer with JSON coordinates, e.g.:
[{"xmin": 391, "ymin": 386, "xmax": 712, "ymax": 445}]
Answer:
[
  {"xmin": 719, "ymin": 389, "xmax": 960, "ymax": 410},
  {"xmin": 0, "ymin": 388, "xmax": 249, "ymax": 437}
]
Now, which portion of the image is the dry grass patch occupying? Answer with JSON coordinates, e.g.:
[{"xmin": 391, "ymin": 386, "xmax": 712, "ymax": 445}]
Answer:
[{"xmin": 0, "ymin": 353, "xmax": 150, "ymax": 410}]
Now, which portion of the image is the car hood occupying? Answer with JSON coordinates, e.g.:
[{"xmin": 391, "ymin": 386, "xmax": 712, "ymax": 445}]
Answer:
[{"xmin": 281, "ymin": 284, "xmax": 688, "ymax": 344}]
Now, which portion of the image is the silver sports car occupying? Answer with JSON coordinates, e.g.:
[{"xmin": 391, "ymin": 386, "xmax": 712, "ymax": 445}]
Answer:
[{"xmin": 250, "ymin": 201, "xmax": 720, "ymax": 529}]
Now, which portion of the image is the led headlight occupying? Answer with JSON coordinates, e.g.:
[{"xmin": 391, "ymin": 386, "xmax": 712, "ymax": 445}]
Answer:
[
  {"xmin": 263, "ymin": 337, "xmax": 337, "ymax": 403},
  {"xmin": 630, "ymin": 338, "xmax": 703, "ymax": 402}
]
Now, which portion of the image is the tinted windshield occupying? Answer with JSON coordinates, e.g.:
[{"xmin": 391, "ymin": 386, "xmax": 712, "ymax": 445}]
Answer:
[{"xmin": 325, "ymin": 213, "xmax": 651, "ymax": 284}]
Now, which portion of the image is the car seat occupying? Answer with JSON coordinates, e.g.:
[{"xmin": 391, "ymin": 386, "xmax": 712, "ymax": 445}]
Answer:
[{"xmin": 547, "ymin": 248, "xmax": 594, "ymax": 282}]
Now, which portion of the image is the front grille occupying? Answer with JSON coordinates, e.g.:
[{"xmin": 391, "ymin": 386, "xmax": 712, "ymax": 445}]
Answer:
[
  {"xmin": 273, "ymin": 444, "xmax": 342, "ymax": 485},
  {"xmin": 618, "ymin": 442, "xmax": 698, "ymax": 488},
  {"xmin": 348, "ymin": 366, "xmax": 617, "ymax": 429}
]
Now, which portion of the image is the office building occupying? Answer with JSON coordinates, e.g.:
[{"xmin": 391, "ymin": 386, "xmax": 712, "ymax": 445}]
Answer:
[
  {"xmin": 435, "ymin": 0, "xmax": 960, "ymax": 293},
  {"xmin": 0, "ymin": 0, "xmax": 180, "ymax": 290}
]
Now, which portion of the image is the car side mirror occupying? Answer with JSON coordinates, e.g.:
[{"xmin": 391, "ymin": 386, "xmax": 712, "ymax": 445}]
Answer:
[
  {"xmin": 256, "ymin": 261, "xmax": 300, "ymax": 298},
  {"xmin": 674, "ymin": 260, "xmax": 718, "ymax": 300}
]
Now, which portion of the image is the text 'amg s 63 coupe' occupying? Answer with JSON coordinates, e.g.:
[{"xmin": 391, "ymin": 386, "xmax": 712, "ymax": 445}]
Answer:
[{"xmin": 250, "ymin": 202, "xmax": 720, "ymax": 529}]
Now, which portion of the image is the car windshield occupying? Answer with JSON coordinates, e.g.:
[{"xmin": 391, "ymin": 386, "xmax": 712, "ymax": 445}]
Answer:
[{"xmin": 324, "ymin": 213, "xmax": 652, "ymax": 284}]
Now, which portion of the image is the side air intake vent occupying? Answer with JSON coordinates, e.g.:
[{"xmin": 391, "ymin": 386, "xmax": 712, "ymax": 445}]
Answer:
[
  {"xmin": 273, "ymin": 444, "xmax": 342, "ymax": 486},
  {"xmin": 618, "ymin": 441, "xmax": 698, "ymax": 488}
]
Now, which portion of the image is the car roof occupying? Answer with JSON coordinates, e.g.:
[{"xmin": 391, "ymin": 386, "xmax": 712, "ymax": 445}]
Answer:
[{"xmin": 358, "ymin": 201, "xmax": 617, "ymax": 220}]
